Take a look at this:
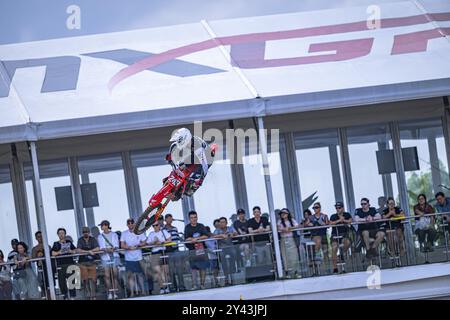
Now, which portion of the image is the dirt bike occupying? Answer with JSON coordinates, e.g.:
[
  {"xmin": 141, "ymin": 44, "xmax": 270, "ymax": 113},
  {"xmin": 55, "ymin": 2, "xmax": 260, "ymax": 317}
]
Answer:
[{"xmin": 134, "ymin": 143, "xmax": 218, "ymax": 235}]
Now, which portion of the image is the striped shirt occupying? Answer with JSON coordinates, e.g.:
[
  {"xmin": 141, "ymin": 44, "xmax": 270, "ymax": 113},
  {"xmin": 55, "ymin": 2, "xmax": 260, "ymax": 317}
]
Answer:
[{"xmin": 163, "ymin": 225, "xmax": 181, "ymax": 251}]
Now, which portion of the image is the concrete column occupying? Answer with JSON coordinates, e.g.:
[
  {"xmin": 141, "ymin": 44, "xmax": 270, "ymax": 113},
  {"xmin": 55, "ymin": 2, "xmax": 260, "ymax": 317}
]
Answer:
[
  {"xmin": 122, "ymin": 151, "xmax": 142, "ymax": 219},
  {"xmin": 328, "ymin": 144, "xmax": 344, "ymax": 203},
  {"xmin": 428, "ymin": 135, "xmax": 442, "ymax": 195},
  {"xmin": 68, "ymin": 156, "xmax": 85, "ymax": 237},
  {"xmin": 389, "ymin": 122, "xmax": 416, "ymax": 264},
  {"xmin": 10, "ymin": 143, "xmax": 33, "ymax": 248},
  {"xmin": 257, "ymin": 116, "xmax": 284, "ymax": 279},
  {"xmin": 338, "ymin": 128, "xmax": 356, "ymax": 215},
  {"xmin": 442, "ymin": 96, "xmax": 450, "ymax": 183},
  {"xmin": 378, "ymin": 141, "xmax": 394, "ymax": 198},
  {"xmin": 80, "ymin": 172, "xmax": 95, "ymax": 227},
  {"xmin": 279, "ymin": 133, "xmax": 303, "ymax": 221},
  {"xmin": 28, "ymin": 141, "xmax": 56, "ymax": 300},
  {"xmin": 182, "ymin": 196, "xmax": 195, "ymax": 225}
]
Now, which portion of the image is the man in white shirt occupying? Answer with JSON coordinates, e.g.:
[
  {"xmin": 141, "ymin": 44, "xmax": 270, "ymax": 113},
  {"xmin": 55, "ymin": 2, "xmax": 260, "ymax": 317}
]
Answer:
[
  {"xmin": 147, "ymin": 222, "xmax": 172, "ymax": 294},
  {"xmin": 97, "ymin": 220, "xmax": 120, "ymax": 300},
  {"xmin": 120, "ymin": 218, "xmax": 147, "ymax": 298}
]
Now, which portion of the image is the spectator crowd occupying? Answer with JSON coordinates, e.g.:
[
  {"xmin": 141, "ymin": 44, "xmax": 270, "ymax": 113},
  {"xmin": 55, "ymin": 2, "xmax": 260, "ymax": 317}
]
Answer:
[{"xmin": 0, "ymin": 191, "xmax": 449, "ymax": 300}]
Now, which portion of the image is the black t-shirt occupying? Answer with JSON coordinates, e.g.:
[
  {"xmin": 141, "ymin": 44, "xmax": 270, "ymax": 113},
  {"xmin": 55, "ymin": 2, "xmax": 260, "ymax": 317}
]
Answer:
[
  {"xmin": 382, "ymin": 206, "xmax": 405, "ymax": 228},
  {"xmin": 382, "ymin": 207, "xmax": 402, "ymax": 216},
  {"xmin": 233, "ymin": 220, "xmax": 249, "ymax": 243},
  {"xmin": 51, "ymin": 240, "xmax": 76, "ymax": 266},
  {"xmin": 329, "ymin": 212, "xmax": 352, "ymax": 236},
  {"xmin": 77, "ymin": 236, "xmax": 99, "ymax": 264},
  {"xmin": 247, "ymin": 217, "xmax": 270, "ymax": 244},
  {"xmin": 310, "ymin": 213, "xmax": 329, "ymax": 236},
  {"xmin": 355, "ymin": 207, "xmax": 379, "ymax": 231},
  {"xmin": 184, "ymin": 223, "xmax": 208, "ymax": 251}
]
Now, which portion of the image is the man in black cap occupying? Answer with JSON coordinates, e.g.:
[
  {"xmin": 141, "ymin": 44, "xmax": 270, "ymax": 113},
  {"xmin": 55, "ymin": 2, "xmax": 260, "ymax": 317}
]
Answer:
[
  {"xmin": 329, "ymin": 202, "xmax": 352, "ymax": 274},
  {"xmin": 233, "ymin": 209, "xmax": 251, "ymax": 267}
]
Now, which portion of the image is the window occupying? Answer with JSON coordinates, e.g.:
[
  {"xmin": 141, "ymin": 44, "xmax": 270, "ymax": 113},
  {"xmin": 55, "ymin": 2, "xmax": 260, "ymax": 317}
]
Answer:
[
  {"xmin": 347, "ymin": 124, "xmax": 399, "ymax": 211},
  {"xmin": 294, "ymin": 130, "xmax": 346, "ymax": 216},
  {"xmin": 399, "ymin": 118, "xmax": 450, "ymax": 208},
  {"xmin": 243, "ymin": 152, "xmax": 286, "ymax": 214},
  {"xmin": 78, "ymin": 154, "xmax": 129, "ymax": 232},
  {"xmin": 193, "ymin": 158, "xmax": 235, "ymax": 229},
  {"xmin": 25, "ymin": 160, "xmax": 78, "ymax": 241}
]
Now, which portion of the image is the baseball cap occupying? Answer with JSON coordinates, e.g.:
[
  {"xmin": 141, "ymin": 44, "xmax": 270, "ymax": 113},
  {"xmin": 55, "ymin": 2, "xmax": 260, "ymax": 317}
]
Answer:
[
  {"xmin": 98, "ymin": 220, "xmax": 111, "ymax": 229},
  {"xmin": 237, "ymin": 208, "xmax": 245, "ymax": 215},
  {"xmin": 335, "ymin": 201, "xmax": 344, "ymax": 207},
  {"xmin": 126, "ymin": 218, "xmax": 135, "ymax": 224}
]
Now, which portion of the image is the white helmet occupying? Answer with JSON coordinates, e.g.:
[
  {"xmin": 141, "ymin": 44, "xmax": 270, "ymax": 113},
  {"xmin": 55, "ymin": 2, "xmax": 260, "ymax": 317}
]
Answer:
[{"xmin": 170, "ymin": 128, "xmax": 192, "ymax": 150}]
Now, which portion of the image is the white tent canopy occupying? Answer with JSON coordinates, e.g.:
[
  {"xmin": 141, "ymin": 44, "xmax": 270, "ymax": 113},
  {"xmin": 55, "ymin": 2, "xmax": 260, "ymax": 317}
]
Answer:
[{"xmin": 0, "ymin": 0, "xmax": 449, "ymax": 144}]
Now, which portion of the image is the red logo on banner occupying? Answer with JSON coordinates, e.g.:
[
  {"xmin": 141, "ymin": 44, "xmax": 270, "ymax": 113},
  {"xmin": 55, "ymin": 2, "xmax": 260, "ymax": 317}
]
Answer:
[{"xmin": 108, "ymin": 12, "xmax": 450, "ymax": 91}]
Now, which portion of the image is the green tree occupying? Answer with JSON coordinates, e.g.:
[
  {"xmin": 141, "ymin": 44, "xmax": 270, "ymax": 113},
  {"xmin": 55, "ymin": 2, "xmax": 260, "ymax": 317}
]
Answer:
[{"xmin": 406, "ymin": 160, "xmax": 450, "ymax": 206}]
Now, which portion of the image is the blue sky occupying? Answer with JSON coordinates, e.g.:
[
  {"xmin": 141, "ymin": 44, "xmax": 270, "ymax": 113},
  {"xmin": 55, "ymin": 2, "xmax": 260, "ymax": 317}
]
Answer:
[{"xmin": 0, "ymin": 0, "xmax": 399, "ymax": 45}]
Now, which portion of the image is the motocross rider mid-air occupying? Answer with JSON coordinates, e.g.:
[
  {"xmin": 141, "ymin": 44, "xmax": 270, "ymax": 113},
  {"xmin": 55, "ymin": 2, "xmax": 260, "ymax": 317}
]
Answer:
[
  {"xmin": 133, "ymin": 128, "xmax": 216, "ymax": 234},
  {"xmin": 165, "ymin": 127, "xmax": 214, "ymax": 198}
]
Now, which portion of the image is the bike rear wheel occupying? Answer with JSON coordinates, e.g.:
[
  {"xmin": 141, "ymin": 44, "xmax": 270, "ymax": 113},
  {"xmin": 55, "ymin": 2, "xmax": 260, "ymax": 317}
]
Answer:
[{"xmin": 134, "ymin": 204, "xmax": 163, "ymax": 235}]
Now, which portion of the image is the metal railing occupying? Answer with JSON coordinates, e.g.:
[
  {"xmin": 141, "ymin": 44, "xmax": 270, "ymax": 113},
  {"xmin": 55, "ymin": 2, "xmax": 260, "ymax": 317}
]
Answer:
[
  {"xmin": 278, "ymin": 211, "xmax": 449, "ymax": 276},
  {"xmin": 0, "ymin": 212, "xmax": 448, "ymax": 300}
]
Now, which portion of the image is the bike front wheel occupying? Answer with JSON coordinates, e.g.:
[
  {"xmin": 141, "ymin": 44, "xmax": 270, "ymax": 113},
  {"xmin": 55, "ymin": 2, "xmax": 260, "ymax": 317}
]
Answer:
[{"xmin": 134, "ymin": 204, "xmax": 163, "ymax": 235}]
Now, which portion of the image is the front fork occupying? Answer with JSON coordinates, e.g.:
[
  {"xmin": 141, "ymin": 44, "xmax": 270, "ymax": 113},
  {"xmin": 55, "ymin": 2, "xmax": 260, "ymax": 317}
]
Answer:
[
  {"xmin": 171, "ymin": 168, "xmax": 194, "ymax": 198},
  {"xmin": 155, "ymin": 197, "xmax": 171, "ymax": 220}
]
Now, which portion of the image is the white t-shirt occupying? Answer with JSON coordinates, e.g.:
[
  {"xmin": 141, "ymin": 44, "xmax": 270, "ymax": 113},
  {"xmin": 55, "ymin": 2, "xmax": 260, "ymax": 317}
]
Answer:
[
  {"xmin": 97, "ymin": 231, "xmax": 120, "ymax": 262},
  {"xmin": 147, "ymin": 230, "xmax": 171, "ymax": 253},
  {"xmin": 120, "ymin": 229, "xmax": 147, "ymax": 261},
  {"xmin": 277, "ymin": 219, "xmax": 299, "ymax": 238}
]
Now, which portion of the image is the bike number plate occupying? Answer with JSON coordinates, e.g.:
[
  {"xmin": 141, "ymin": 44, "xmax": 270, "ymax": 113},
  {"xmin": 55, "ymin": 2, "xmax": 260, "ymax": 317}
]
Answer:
[{"xmin": 168, "ymin": 176, "xmax": 181, "ymax": 186}]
